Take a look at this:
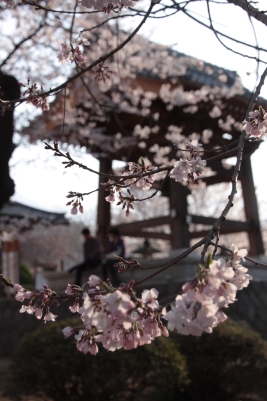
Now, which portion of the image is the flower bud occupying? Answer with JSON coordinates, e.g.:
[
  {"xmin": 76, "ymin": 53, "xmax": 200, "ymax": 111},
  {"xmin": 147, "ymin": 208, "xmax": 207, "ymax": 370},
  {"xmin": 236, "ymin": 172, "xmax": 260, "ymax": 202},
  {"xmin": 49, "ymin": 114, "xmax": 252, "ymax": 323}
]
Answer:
[{"xmin": 88, "ymin": 275, "xmax": 102, "ymax": 287}]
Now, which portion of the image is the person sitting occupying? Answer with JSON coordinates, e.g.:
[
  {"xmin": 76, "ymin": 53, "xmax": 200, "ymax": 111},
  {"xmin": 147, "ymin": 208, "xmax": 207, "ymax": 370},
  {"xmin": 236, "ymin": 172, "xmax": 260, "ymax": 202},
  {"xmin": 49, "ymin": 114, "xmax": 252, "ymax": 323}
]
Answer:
[
  {"xmin": 68, "ymin": 228, "xmax": 102, "ymax": 286},
  {"xmin": 102, "ymin": 228, "xmax": 125, "ymax": 286}
]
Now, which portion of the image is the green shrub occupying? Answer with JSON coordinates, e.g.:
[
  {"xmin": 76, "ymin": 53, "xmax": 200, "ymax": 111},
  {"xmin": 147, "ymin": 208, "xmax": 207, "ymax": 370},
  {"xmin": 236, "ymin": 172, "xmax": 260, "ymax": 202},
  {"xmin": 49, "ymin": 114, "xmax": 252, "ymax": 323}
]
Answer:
[
  {"xmin": 5, "ymin": 318, "xmax": 188, "ymax": 401},
  {"xmin": 19, "ymin": 263, "xmax": 34, "ymax": 286},
  {"xmin": 176, "ymin": 320, "xmax": 267, "ymax": 401},
  {"xmin": 5, "ymin": 319, "xmax": 267, "ymax": 401}
]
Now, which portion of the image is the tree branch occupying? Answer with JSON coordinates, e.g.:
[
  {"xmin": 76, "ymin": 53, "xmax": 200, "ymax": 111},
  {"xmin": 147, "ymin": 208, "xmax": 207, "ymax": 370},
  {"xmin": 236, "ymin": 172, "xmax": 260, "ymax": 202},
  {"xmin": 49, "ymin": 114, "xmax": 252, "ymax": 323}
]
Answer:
[{"xmin": 227, "ymin": 0, "xmax": 267, "ymax": 25}]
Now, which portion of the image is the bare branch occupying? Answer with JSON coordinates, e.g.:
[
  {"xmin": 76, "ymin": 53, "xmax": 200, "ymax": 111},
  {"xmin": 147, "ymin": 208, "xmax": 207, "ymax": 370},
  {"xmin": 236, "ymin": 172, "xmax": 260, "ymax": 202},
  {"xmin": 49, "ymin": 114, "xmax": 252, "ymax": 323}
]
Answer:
[{"xmin": 227, "ymin": 0, "xmax": 267, "ymax": 25}]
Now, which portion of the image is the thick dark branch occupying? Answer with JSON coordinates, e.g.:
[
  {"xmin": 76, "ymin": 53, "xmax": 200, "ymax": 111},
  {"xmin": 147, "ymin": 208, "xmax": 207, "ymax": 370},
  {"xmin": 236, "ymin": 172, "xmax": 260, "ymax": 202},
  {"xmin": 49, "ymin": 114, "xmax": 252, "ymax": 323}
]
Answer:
[
  {"xmin": 0, "ymin": 274, "xmax": 14, "ymax": 288},
  {"xmin": 227, "ymin": 0, "xmax": 267, "ymax": 25}
]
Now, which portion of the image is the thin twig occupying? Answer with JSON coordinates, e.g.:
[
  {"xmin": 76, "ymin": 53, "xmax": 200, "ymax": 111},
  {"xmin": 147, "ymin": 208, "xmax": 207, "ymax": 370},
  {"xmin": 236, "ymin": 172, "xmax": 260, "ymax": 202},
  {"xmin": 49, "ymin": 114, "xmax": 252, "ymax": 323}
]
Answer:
[
  {"xmin": 210, "ymin": 241, "xmax": 267, "ymax": 268},
  {"xmin": 206, "ymin": 0, "xmax": 264, "ymax": 63},
  {"xmin": 134, "ymin": 238, "xmax": 206, "ymax": 287}
]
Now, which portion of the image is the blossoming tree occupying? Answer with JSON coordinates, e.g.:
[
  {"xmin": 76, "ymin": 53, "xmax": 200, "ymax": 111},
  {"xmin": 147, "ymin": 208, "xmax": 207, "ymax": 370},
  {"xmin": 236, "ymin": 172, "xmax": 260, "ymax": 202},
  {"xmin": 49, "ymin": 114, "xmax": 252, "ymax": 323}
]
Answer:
[{"xmin": 0, "ymin": 0, "xmax": 267, "ymax": 355}]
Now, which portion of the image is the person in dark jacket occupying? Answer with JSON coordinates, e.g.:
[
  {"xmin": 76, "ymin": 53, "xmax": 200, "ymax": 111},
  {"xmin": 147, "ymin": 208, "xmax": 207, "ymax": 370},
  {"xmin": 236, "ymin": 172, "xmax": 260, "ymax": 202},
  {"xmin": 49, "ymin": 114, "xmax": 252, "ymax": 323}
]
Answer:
[
  {"xmin": 68, "ymin": 228, "xmax": 102, "ymax": 286},
  {"xmin": 102, "ymin": 228, "xmax": 125, "ymax": 285}
]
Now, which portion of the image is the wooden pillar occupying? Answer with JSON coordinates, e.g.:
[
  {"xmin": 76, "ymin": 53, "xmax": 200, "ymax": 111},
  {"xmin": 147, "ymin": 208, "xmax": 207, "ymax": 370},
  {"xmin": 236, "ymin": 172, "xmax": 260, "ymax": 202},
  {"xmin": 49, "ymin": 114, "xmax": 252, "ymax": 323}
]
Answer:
[
  {"xmin": 240, "ymin": 155, "xmax": 264, "ymax": 255},
  {"xmin": 169, "ymin": 179, "xmax": 190, "ymax": 249},
  {"xmin": 97, "ymin": 158, "xmax": 112, "ymax": 248}
]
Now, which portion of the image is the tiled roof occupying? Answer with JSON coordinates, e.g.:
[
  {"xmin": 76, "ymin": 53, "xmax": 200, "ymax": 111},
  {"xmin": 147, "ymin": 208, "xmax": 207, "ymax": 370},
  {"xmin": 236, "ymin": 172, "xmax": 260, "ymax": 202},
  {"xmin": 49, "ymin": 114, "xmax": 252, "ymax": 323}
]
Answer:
[
  {"xmin": 140, "ymin": 47, "xmax": 254, "ymax": 100},
  {"xmin": 0, "ymin": 201, "xmax": 67, "ymax": 224},
  {"xmin": 183, "ymin": 63, "xmax": 236, "ymax": 87}
]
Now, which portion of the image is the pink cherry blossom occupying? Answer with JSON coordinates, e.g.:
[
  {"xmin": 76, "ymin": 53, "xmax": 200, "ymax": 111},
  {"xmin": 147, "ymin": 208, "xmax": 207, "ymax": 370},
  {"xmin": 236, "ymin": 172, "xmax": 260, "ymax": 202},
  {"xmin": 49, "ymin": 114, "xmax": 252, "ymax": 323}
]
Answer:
[
  {"xmin": 88, "ymin": 275, "xmax": 102, "ymax": 287},
  {"xmin": 13, "ymin": 284, "xmax": 23, "ymax": 292},
  {"xmin": 65, "ymin": 284, "xmax": 75, "ymax": 295},
  {"xmin": 105, "ymin": 290, "xmax": 135, "ymax": 315},
  {"xmin": 231, "ymin": 244, "xmax": 248, "ymax": 265},
  {"xmin": 44, "ymin": 312, "xmax": 57, "ymax": 323},
  {"xmin": 170, "ymin": 159, "xmax": 191, "ymax": 182},
  {"xmin": 243, "ymin": 107, "xmax": 267, "ymax": 138},
  {"xmin": 105, "ymin": 192, "xmax": 115, "ymax": 203},
  {"xmin": 141, "ymin": 288, "xmax": 159, "ymax": 309},
  {"xmin": 80, "ymin": 0, "xmax": 135, "ymax": 10},
  {"xmin": 58, "ymin": 42, "xmax": 86, "ymax": 65},
  {"xmin": 15, "ymin": 291, "xmax": 32, "ymax": 302},
  {"xmin": 164, "ymin": 245, "xmax": 250, "ymax": 337},
  {"xmin": 20, "ymin": 305, "xmax": 35, "ymax": 314},
  {"xmin": 186, "ymin": 140, "xmax": 203, "ymax": 156},
  {"xmin": 35, "ymin": 308, "xmax": 43, "ymax": 320},
  {"xmin": 69, "ymin": 302, "xmax": 80, "ymax": 313},
  {"xmin": 62, "ymin": 326, "xmax": 74, "ymax": 337},
  {"xmin": 4, "ymin": 0, "xmax": 15, "ymax": 6},
  {"xmin": 71, "ymin": 206, "xmax": 78, "ymax": 215},
  {"xmin": 190, "ymin": 157, "xmax": 206, "ymax": 176},
  {"xmin": 58, "ymin": 42, "xmax": 71, "ymax": 64},
  {"xmin": 123, "ymin": 161, "xmax": 156, "ymax": 191},
  {"xmin": 249, "ymin": 110, "xmax": 261, "ymax": 118}
]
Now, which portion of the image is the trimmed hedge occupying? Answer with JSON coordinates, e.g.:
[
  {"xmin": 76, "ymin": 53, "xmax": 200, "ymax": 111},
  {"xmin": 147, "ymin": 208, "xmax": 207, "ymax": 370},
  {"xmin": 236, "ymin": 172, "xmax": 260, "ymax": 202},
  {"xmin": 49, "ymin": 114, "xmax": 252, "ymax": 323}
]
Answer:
[
  {"xmin": 5, "ymin": 319, "xmax": 267, "ymax": 401},
  {"xmin": 5, "ymin": 318, "xmax": 188, "ymax": 401},
  {"xmin": 177, "ymin": 321, "xmax": 267, "ymax": 401}
]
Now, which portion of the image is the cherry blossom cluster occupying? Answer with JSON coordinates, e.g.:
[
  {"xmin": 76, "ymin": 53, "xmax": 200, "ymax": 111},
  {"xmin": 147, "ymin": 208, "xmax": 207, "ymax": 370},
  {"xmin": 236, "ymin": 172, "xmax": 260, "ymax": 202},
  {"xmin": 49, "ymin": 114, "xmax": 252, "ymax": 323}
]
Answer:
[
  {"xmin": 3, "ymin": 0, "xmax": 135, "ymax": 10},
  {"xmin": 58, "ymin": 41, "xmax": 87, "ymax": 65},
  {"xmin": 62, "ymin": 275, "xmax": 168, "ymax": 355},
  {"xmin": 113, "ymin": 256, "xmax": 141, "ymax": 273},
  {"xmin": 116, "ymin": 189, "xmax": 135, "ymax": 217},
  {"xmin": 80, "ymin": 0, "xmax": 135, "ymax": 12},
  {"xmin": 101, "ymin": 180, "xmax": 116, "ymax": 202},
  {"xmin": 19, "ymin": 79, "xmax": 49, "ymax": 111},
  {"xmin": 170, "ymin": 140, "xmax": 206, "ymax": 183},
  {"xmin": 14, "ymin": 284, "xmax": 58, "ymax": 323},
  {"xmin": 9, "ymin": 243, "xmax": 252, "ymax": 355},
  {"xmin": 163, "ymin": 245, "xmax": 251, "ymax": 336},
  {"xmin": 243, "ymin": 106, "xmax": 267, "ymax": 139},
  {"xmin": 102, "ymin": 160, "xmax": 156, "ymax": 215},
  {"xmin": 66, "ymin": 192, "xmax": 84, "ymax": 215},
  {"xmin": 102, "ymin": 181, "xmax": 136, "ymax": 217},
  {"xmin": 95, "ymin": 62, "xmax": 114, "ymax": 83},
  {"xmin": 123, "ymin": 159, "xmax": 156, "ymax": 190},
  {"xmin": 65, "ymin": 284, "xmax": 83, "ymax": 313}
]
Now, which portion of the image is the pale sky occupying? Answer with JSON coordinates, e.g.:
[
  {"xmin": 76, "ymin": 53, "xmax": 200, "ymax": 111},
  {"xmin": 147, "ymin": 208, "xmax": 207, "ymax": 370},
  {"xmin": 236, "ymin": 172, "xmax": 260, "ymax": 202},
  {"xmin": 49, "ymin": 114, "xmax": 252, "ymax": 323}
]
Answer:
[{"xmin": 9, "ymin": 0, "xmax": 267, "ymax": 222}]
